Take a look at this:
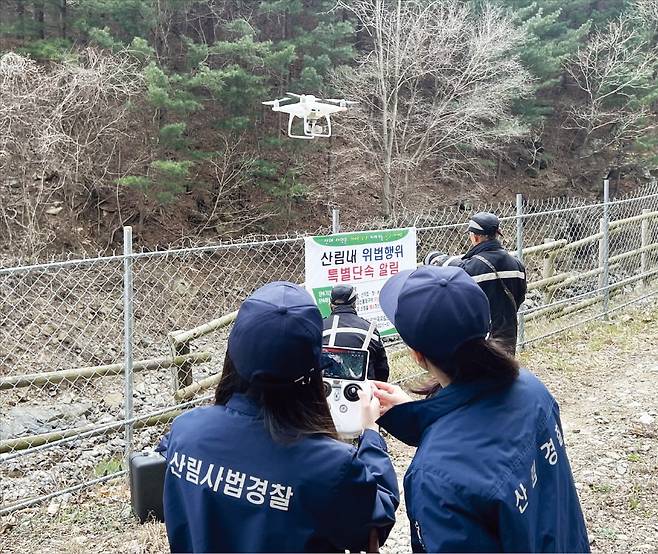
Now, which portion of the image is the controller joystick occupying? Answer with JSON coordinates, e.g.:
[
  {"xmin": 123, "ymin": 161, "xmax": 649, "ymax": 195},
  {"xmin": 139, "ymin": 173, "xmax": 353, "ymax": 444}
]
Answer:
[
  {"xmin": 344, "ymin": 383, "xmax": 361, "ymax": 402},
  {"xmin": 323, "ymin": 381, "xmax": 332, "ymax": 398}
]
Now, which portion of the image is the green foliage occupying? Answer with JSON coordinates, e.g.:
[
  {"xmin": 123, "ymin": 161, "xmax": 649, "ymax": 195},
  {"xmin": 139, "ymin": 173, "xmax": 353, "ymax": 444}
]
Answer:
[
  {"xmin": 94, "ymin": 457, "xmax": 123, "ymax": 477},
  {"xmin": 86, "ymin": 26, "xmax": 124, "ymax": 51},
  {"xmin": 144, "ymin": 63, "xmax": 202, "ymax": 114},
  {"xmin": 116, "ymin": 175, "xmax": 151, "ymax": 195},
  {"xmin": 159, "ymin": 123, "xmax": 188, "ymax": 150},
  {"xmin": 118, "ymin": 160, "xmax": 193, "ymax": 205},
  {"xmin": 74, "ymin": 0, "xmax": 156, "ymax": 43},
  {"xmin": 297, "ymin": 66, "xmax": 323, "ymax": 93},
  {"xmin": 500, "ymin": 0, "xmax": 591, "ymax": 123},
  {"xmin": 264, "ymin": 44, "xmax": 297, "ymax": 75},
  {"xmin": 150, "ymin": 159, "xmax": 193, "ymax": 203},
  {"xmin": 128, "ymin": 36, "xmax": 155, "ymax": 62},
  {"xmin": 250, "ymin": 159, "xmax": 279, "ymax": 180},
  {"xmin": 635, "ymin": 133, "xmax": 658, "ymax": 171},
  {"xmin": 224, "ymin": 18, "xmax": 256, "ymax": 38},
  {"xmin": 18, "ymin": 38, "xmax": 73, "ymax": 60},
  {"xmin": 264, "ymin": 165, "xmax": 309, "ymax": 222}
]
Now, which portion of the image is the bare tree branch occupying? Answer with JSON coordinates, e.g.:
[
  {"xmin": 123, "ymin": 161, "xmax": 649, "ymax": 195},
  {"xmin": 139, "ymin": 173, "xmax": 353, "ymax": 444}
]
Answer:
[
  {"xmin": 563, "ymin": 16, "xmax": 656, "ymax": 157},
  {"xmin": 332, "ymin": 0, "xmax": 531, "ymax": 217},
  {"xmin": 0, "ymin": 50, "xmax": 145, "ymax": 257}
]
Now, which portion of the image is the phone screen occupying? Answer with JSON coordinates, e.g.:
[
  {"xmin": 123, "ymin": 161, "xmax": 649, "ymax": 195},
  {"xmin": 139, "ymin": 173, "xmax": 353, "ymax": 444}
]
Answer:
[{"xmin": 321, "ymin": 347, "xmax": 369, "ymax": 380}]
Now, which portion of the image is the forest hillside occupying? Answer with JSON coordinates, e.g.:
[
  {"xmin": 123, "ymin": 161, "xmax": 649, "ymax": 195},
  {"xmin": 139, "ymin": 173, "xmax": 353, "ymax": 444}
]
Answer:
[{"xmin": 1, "ymin": 0, "xmax": 657, "ymax": 258}]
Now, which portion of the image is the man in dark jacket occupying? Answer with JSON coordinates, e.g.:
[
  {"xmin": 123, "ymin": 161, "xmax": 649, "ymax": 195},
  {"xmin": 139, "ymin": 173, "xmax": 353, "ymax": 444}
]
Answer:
[
  {"xmin": 323, "ymin": 285, "xmax": 390, "ymax": 381},
  {"xmin": 425, "ymin": 212, "xmax": 526, "ymax": 354}
]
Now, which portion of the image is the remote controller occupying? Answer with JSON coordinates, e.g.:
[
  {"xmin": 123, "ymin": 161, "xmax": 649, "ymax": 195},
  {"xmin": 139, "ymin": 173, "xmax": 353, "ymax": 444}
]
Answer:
[
  {"xmin": 324, "ymin": 378, "xmax": 372, "ymax": 438},
  {"xmin": 320, "ymin": 346, "xmax": 371, "ymax": 439}
]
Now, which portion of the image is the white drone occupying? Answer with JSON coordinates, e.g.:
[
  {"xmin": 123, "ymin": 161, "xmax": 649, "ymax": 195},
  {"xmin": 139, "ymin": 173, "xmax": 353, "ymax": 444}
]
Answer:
[{"xmin": 262, "ymin": 93, "xmax": 358, "ymax": 139}]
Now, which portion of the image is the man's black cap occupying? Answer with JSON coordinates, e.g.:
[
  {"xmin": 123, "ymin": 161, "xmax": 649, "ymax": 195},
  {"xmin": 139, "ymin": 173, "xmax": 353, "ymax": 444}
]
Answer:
[
  {"xmin": 330, "ymin": 284, "xmax": 357, "ymax": 305},
  {"xmin": 467, "ymin": 212, "xmax": 503, "ymax": 236}
]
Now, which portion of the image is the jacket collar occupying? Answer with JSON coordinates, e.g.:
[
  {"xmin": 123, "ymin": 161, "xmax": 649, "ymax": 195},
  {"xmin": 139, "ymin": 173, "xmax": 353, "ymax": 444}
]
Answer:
[
  {"xmin": 376, "ymin": 378, "xmax": 506, "ymax": 446},
  {"xmin": 225, "ymin": 393, "xmax": 263, "ymax": 418},
  {"xmin": 331, "ymin": 305, "xmax": 357, "ymax": 315},
  {"xmin": 462, "ymin": 239, "xmax": 504, "ymax": 259}
]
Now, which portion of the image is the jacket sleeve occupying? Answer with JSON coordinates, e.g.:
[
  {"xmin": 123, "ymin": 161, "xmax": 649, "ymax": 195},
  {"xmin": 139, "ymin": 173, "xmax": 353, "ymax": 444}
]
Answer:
[
  {"xmin": 155, "ymin": 431, "xmax": 170, "ymax": 456},
  {"xmin": 410, "ymin": 470, "xmax": 497, "ymax": 553},
  {"xmin": 450, "ymin": 255, "xmax": 479, "ymax": 277},
  {"xmin": 371, "ymin": 330, "xmax": 390, "ymax": 382},
  {"xmin": 322, "ymin": 430, "xmax": 399, "ymax": 551}
]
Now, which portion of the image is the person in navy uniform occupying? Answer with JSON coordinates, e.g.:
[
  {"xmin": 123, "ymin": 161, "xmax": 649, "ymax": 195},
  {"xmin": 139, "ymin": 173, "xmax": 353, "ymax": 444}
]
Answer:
[
  {"xmin": 425, "ymin": 212, "xmax": 526, "ymax": 354},
  {"xmin": 323, "ymin": 284, "xmax": 390, "ymax": 381},
  {"xmin": 371, "ymin": 266, "xmax": 589, "ymax": 553},
  {"xmin": 160, "ymin": 281, "xmax": 399, "ymax": 553}
]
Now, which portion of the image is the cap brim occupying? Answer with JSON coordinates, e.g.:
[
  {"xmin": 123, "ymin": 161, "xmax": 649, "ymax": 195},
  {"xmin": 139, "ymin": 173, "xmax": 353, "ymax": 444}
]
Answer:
[{"xmin": 378, "ymin": 269, "xmax": 415, "ymax": 325}]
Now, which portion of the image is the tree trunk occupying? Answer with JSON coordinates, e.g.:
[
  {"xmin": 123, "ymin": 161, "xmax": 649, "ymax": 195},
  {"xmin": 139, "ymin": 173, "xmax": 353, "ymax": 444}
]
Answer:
[
  {"xmin": 382, "ymin": 167, "xmax": 392, "ymax": 218},
  {"xmin": 34, "ymin": 0, "xmax": 45, "ymax": 39},
  {"xmin": 16, "ymin": 0, "xmax": 25, "ymax": 40},
  {"xmin": 60, "ymin": 0, "xmax": 67, "ymax": 39}
]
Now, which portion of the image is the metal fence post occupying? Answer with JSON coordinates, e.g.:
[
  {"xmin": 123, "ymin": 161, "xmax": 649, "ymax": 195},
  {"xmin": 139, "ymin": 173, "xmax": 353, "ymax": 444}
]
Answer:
[
  {"xmin": 641, "ymin": 209, "xmax": 650, "ymax": 288},
  {"xmin": 602, "ymin": 179, "xmax": 610, "ymax": 319},
  {"xmin": 123, "ymin": 226, "xmax": 134, "ymax": 468},
  {"xmin": 332, "ymin": 208, "xmax": 340, "ymax": 234},
  {"xmin": 516, "ymin": 194, "xmax": 525, "ymax": 351}
]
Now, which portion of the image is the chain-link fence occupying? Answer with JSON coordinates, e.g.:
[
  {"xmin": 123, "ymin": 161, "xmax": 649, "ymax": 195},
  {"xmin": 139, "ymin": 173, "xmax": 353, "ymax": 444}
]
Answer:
[{"xmin": 2, "ymin": 181, "xmax": 658, "ymax": 516}]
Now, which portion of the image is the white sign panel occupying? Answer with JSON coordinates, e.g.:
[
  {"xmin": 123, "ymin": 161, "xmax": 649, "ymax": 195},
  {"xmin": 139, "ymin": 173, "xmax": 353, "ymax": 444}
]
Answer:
[{"xmin": 304, "ymin": 228, "xmax": 417, "ymax": 336}]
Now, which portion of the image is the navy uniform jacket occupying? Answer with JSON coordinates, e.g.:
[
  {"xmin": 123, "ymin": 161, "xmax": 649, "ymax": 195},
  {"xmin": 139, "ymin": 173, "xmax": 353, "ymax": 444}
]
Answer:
[
  {"xmin": 322, "ymin": 305, "xmax": 390, "ymax": 381},
  {"xmin": 445, "ymin": 240, "xmax": 526, "ymax": 352},
  {"xmin": 161, "ymin": 394, "xmax": 399, "ymax": 553},
  {"xmin": 378, "ymin": 370, "xmax": 590, "ymax": 553}
]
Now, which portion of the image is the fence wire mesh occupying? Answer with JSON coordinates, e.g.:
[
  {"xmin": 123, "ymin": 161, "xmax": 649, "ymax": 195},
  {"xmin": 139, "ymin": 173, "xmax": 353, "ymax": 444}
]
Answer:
[{"xmin": 2, "ymin": 182, "xmax": 658, "ymax": 516}]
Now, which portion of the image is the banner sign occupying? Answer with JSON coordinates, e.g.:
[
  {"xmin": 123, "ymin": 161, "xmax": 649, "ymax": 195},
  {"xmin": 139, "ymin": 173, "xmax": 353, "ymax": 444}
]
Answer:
[{"xmin": 304, "ymin": 228, "xmax": 417, "ymax": 336}]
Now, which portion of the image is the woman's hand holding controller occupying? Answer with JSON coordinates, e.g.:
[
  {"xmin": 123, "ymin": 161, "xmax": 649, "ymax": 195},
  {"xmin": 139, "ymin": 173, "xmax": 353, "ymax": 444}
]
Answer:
[
  {"xmin": 371, "ymin": 381, "xmax": 412, "ymax": 415},
  {"xmin": 358, "ymin": 390, "xmax": 381, "ymax": 432}
]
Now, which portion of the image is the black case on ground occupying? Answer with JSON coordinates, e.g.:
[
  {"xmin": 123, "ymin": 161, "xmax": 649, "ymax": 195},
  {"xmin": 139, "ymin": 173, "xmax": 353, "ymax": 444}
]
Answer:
[{"xmin": 129, "ymin": 452, "xmax": 166, "ymax": 523}]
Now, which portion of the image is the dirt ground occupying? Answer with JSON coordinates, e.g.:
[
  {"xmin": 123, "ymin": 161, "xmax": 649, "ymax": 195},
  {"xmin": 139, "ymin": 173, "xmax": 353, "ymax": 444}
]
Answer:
[{"xmin": 1, "ymin": 304, "xmax": 657, "ymax": 553}]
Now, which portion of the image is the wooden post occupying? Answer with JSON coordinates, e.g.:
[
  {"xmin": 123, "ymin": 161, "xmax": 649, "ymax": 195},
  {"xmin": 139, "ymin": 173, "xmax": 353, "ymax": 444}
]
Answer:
[
  {"xmin": 0, "ymin": 410, "xmax": 182, "ymax": 455},
  {"xmin": 641, "ymin": 209, "xmax": 650, "ymax": 288},
  {"xmin": 542, "ymin": 238, "xmax": 556, "ymax": 304},
  {"xmin": 0, "ymin": 352, "xmax": 211, "ymax": 390},
  {"xmin": 172, "ymin": 339, "xmax": 194, "ymax": 392}
]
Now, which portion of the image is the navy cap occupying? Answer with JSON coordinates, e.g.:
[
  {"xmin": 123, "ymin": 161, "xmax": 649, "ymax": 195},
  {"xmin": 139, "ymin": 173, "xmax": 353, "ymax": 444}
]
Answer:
[
  {"xmin": 330, "ymin": 284, "xmax": 357, "ymax": 305},
  {"xmin": 228, "ymin": 282, "xmax": 323, "ymax": 385},
  {"xmin": 467, "ymin": 212, "xmax": 502, "ymax": 236},
  {"xmin": 379, "ymin": 266, "xmax": 491, "ymax": 362}
]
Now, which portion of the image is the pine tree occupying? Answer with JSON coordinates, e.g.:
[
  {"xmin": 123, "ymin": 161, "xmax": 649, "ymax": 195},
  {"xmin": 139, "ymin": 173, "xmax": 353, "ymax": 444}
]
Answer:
[{"xmin": 494, "ymin": 0, "xmax": 592, "ymax": 123}]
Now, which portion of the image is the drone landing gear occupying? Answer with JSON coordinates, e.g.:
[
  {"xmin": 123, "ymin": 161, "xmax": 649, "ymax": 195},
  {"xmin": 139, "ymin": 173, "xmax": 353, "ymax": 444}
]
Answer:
[{"xmin": 286, "ymin": 114, "xmax": 332, "ymax": 139}]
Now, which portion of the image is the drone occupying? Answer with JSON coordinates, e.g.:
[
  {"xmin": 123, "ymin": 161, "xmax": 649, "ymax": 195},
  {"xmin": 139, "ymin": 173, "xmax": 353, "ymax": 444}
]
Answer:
[{"xmin": 262, "ymin": 93, "xmax": 358, "ymax": 139}]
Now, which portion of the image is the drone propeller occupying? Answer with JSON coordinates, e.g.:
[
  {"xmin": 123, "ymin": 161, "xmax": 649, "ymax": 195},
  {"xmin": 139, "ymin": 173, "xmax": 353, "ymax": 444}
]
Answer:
[
  {"xmin": 325, "ymin": 99, "xmax": 359, "ymax": 106},
  {"xmin": 285, "ymin": 92, "xmax": 303, "ymax": 98},
  {"xmin": 262, "ymin": 97, "xmax": 290, "ymax": 106}
]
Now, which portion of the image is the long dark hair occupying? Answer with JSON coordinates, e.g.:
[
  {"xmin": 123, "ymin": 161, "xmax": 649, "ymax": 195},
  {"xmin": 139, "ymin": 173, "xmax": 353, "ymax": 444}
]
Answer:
[
  {"xmin": 215, "ymin": 354, "xmax": 338, "ymax": 442},
  {"xmin": 412, "ymin": 337, "xmax": 519, "ymax": 397}
]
